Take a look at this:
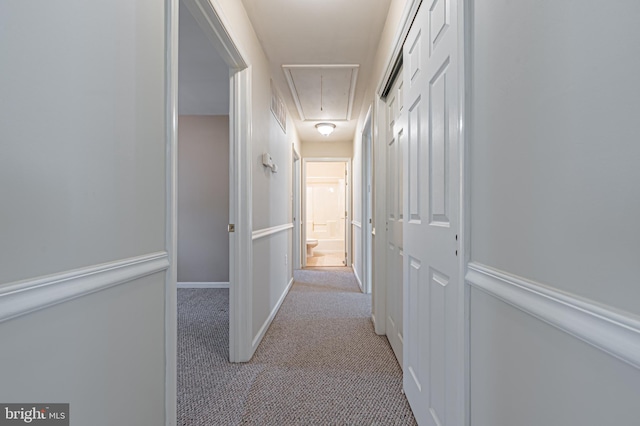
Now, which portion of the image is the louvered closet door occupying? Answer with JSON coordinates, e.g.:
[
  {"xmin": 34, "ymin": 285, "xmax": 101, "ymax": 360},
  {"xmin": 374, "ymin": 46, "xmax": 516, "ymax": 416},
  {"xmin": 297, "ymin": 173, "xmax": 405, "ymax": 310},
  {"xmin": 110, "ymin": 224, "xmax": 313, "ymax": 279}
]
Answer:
[
  {"xmin": 385, "ymin": 69, "xmax": 405, "ymax": 367},
  {"xmin": 402, "ymin": 0, "xmax": 462, "ymax": 424}
]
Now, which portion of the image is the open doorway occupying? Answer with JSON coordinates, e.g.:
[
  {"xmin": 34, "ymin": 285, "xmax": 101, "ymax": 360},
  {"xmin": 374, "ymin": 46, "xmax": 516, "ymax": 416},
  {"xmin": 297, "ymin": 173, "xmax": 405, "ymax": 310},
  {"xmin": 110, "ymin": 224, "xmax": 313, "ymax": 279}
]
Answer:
[
  {"xmin": 303, "ymin": 160, "xmax": 350, "ymax": 267},
  {"xmin": 177, "ymin": 0, "xmax": 230, "ymax": 290},
  {"xmin": 169, "ymin": 0, "xmax": 252, "ymax": 421},
  {"xmin": 173, "ymin": 0, "xmax": 253, "ymax": 365}
]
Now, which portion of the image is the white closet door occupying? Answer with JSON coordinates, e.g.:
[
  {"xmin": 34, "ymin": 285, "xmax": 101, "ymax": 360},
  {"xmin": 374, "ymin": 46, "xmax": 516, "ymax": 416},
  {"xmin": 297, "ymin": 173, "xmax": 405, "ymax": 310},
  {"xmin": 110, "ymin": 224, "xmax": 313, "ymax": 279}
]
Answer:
[
  {"xmin": 402, "ymin": 0, "xmax": 462, "ymax": 424},
  {"xmin": 386, "ymin": 70, "xmax": 405, "ymax": 366}
]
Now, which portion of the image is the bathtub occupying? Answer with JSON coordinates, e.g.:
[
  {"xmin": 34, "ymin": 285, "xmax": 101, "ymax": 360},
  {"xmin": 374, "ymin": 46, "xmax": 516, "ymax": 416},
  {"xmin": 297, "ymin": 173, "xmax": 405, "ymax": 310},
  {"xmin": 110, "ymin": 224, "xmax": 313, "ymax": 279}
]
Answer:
[{"xmin": 313, "ymin": 238, "xmax": 345, "ymax": 255}]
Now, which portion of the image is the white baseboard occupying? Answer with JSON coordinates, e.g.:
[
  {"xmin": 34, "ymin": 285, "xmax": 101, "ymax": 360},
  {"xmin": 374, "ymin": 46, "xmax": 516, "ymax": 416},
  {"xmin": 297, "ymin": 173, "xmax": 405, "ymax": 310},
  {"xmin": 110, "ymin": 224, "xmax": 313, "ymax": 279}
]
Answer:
[
  {"xmin": 352, "ymin": 264, "xmax": 364, "ymax": 293},
  {"xmin": 252, "ymin": 276, "xmax": 294, "ymax": 350},
  {"xmin": 177, "ymin": 282, "xmax": 229, "ymax": 289},
  {"xmin": 372, "ymin": 313, "xmax": 382, "ymax": 335},
  {"xmin": 466, "ymin": 262, "xmax": 640, "ymax": 370}
]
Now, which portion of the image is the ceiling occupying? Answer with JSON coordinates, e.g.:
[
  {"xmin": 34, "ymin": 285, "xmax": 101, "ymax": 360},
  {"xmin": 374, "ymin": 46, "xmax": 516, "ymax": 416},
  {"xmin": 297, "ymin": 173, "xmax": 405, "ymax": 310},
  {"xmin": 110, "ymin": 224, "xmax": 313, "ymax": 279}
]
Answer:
[{"xmin": 241, "ymin": 0, "xmax": 392, "ymax": 143}]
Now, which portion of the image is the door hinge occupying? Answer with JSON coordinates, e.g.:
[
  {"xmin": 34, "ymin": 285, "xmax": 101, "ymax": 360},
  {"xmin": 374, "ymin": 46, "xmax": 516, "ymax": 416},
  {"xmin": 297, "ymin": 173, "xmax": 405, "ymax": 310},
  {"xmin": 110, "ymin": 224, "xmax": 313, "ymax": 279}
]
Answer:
[{"xmin": 228, "ymin": 224, "xmax": 235, "ymax": 233}]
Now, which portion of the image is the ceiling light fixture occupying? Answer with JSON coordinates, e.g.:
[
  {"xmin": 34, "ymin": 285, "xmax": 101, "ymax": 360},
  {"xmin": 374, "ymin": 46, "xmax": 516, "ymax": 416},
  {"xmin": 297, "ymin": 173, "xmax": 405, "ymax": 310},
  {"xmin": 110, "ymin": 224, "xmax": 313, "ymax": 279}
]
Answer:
[{"xmin": 315, "ymin": 123, "xmax": 336, "ymax": 136}]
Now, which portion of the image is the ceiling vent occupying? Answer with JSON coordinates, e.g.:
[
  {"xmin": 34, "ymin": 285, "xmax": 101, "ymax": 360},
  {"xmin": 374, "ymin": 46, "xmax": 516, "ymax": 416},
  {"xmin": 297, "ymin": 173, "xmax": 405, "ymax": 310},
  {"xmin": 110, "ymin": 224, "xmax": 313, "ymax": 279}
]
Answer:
[{"xmin": 282, "ymin": 64, "xmax": 359, "ymax": 122}]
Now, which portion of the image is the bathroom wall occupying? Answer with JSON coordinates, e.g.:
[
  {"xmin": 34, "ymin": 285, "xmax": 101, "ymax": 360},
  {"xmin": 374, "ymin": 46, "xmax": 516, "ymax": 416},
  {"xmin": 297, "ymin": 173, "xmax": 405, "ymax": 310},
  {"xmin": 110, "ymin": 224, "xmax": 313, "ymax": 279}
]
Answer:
[{"xmin": 306, "ymin": 162, "xmax": 346, "ymax": 254}]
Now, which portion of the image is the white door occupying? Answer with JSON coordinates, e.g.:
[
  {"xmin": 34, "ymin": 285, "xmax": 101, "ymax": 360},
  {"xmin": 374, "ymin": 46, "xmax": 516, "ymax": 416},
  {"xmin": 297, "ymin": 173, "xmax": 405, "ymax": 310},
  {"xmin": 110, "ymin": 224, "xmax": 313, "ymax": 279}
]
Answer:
[
  {"xmin": 292, "ymin": 147, "xmax": 301, "ymax": 269},
  {"xmin": 402, "ymin": 0, "xmax": 461, "ymax": 425},
  {"xmin": 386, "ymin": 71, "xmax": 405, "ymax": 366},
  {"xmin": 363, "ymin": 111, "xmax": 373, "ymax": 294},
  {"xmin": 343, "ymin": 163, "xmax": 348, "ymax": 266}
]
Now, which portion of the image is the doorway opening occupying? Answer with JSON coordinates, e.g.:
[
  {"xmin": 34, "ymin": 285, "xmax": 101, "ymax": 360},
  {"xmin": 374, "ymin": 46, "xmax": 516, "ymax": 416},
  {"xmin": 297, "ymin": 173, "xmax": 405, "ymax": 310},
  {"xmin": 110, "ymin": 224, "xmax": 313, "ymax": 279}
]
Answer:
[
  {"xmin": 172, "ymin": 0, "xmax": 252, "ymax": 367},
  {"xmin": 177, "ymin": 0, "xmax": 230, "ymax": 292},
  {"xmin": 303, "ymin": 160, "xmax": 349, "ymax": 267}
]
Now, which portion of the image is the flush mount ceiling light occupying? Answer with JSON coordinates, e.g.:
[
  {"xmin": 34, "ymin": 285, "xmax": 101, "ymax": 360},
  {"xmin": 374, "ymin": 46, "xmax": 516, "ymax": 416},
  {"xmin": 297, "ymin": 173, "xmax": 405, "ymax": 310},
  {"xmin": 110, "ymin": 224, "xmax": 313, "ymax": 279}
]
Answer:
[{"xmin": 315, "ymin": 123, "xmax": 336, "ymax": 136}]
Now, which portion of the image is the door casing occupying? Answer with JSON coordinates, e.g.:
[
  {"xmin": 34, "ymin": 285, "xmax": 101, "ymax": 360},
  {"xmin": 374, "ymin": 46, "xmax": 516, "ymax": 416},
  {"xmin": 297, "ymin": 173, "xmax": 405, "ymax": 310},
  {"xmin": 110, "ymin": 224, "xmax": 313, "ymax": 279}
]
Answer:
[
  {"xmin": 166, "ymin": 0, "xmax": 253, "ymax": 423},
  {"xmin": 362, "ymin": 106, "xmax": 374, "ymax": 294},
  {"xmin": 292, "ymin": 146, "xmax": 301, "ymax": 269}
]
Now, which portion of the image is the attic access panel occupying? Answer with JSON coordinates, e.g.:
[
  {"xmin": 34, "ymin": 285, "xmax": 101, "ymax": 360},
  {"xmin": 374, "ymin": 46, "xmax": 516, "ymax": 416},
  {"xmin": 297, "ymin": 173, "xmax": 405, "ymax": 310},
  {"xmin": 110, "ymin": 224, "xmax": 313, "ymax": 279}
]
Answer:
[{"xmin": 283, "ymin": 64, "xmax": 359, "ymax": 122}]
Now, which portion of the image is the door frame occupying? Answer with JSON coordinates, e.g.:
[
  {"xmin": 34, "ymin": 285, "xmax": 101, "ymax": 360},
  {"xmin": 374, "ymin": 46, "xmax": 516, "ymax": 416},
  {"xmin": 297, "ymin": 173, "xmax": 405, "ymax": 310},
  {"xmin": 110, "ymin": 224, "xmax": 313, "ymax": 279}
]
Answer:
[
  {"xmin": 302, "ymin": 158, "xmax": 352, "ymax": 268},
  {"xmin": 373, "ymin": 0, "xmax": 469, "ymax": 423},
  {"xmin": 292, "ymin": 145, "xmax": 301, "ymax": 269},
  {"xmin": 361, "ymin": 106, "xmax": 374, "ymax": 294},
  {"xmin": 373, "ymin": 95, "xmax": 388, "ymax": 335},
  {"xmin": 166, "ymin": 0, "xmax": 252, "ymax": 422}
]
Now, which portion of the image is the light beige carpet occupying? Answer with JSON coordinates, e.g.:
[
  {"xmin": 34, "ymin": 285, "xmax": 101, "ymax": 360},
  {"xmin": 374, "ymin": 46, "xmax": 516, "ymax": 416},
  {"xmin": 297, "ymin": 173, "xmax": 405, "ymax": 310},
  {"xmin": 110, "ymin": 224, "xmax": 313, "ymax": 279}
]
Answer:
[{"xmin": 178, "ymin": 268, "xmax": 416, "ymax": 425}]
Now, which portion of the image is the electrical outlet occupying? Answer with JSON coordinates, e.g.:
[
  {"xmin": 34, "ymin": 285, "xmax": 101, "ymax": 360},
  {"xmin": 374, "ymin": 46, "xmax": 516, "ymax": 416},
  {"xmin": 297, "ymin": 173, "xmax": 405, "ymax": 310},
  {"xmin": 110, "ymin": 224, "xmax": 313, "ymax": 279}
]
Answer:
[{"xmin": 285, "ymin": 254, "xmax": 288, "ymax": 265}]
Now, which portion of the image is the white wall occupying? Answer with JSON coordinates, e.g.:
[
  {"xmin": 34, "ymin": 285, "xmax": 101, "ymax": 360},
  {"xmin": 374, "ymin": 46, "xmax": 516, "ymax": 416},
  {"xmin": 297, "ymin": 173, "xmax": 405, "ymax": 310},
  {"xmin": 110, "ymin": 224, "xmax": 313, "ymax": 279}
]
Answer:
[
  {"xmin": 178, "ymin": 0, "xmax": 229, "ymax": 115},
  {"xmin": 0, "ymin": 0, "xmax": 167, "ymax": 424},
  {"xmin": 301, "ymin": 140, "xmax": 353, "ymax": 158},
  {"xmin": 209, "ymin": 0, "xmax": 302, "ymax": 353},
  {"xmin": 468, "ymin": 1, "xmax": 640, "ymax": 424},
  {"xmin": 177, "ymin": 115, "xmax": 229, "ymax": 283}
]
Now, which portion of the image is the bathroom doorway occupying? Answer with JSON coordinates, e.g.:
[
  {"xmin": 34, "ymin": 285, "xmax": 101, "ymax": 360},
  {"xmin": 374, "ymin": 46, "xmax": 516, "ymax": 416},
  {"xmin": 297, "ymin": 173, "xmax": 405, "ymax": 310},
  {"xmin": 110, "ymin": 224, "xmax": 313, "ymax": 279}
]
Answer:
[{"xmin": 303, "ymin": 159, "xmax": 350, "ymax": 267}]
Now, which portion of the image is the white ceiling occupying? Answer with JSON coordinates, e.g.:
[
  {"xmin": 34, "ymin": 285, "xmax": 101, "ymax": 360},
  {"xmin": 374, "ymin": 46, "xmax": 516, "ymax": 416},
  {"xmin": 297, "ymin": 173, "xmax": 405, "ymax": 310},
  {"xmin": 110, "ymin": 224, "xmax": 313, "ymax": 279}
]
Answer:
[
  {"xmin": 241, "ymin": 0, "xmax": 392, "ymax": 143},
  {"xmin": 178, "ymin": 0, "xmax": 229, "ymax": 115},
  {"xmin": 283, "ymin": 65, "xmax": 359, "ymax": 122}
]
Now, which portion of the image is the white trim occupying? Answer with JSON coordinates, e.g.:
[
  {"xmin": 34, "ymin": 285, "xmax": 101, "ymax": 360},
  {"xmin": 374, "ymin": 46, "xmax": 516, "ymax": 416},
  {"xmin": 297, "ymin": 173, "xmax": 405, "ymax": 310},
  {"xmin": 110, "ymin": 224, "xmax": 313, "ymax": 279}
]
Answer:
[
  {"xmin": 447, "ymin": 0, "xmax": 471, "ymax": 423},
  {"xmin": 361, "ymin": 104, "xmax": 374, "ymax": 295},
  {"xmin": 292, "ymin": 145, "xmax": 302, "ymax": 270},
  {"xmin": 183, "ymin": 0, "xmax": 247, "ymax": 69},
  {"xmin": 252, "ymin": 277, "xmax": 294, "ymax": 350},
  {"xmin": 164, "ymin": 1, "xmax": 179, "ymax": 424},
  {"xmin": 466, "ymin": 262, "xmax": 640, "ymax": 371},
  {"xmin": 177, "ymin": 282, "xmax": 230, "ymax": 289},
  {"xmin": 372, "ymin": 95, "xmax": 387, "ymax": 335},
  {"xmin": 0, "ymin": 252, "xmax": 169, "ymax": 324},
  {"xmin": 229, "ymin": 67, "xmax": 253, "ymax": 362},
  {"xmin": 351, "ymin": 220, "xmax": 362, "ymax": 228},
  {"xmin": 460, "ymin": 1, "xmax": 472, "ymax": 423},
  {"xmin": 377, "ymin": 0, "xmax": 423, "ymax": 97},
  {"xmin": 252, "ymin": 223, "xmax": 294, "ymax": 240},
  {"xmin": 352, "ymin": 264, "xmax": 364, "ymax": 293}
]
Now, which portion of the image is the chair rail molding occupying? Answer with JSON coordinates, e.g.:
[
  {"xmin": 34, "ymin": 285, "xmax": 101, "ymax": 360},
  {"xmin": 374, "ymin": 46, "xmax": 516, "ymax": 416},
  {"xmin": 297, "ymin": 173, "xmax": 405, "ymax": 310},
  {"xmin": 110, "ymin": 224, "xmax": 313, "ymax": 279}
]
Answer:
[
  {"xmin": 466, "ymin": 262, "xmax": 640, "ymax": 370},
  {"xmin": 252, "ymin": 223, "xmax": 294, "ymax": 240},
  {"xmin": 0, "ymin": 252, "xmax": 170, "ymax": 324}
]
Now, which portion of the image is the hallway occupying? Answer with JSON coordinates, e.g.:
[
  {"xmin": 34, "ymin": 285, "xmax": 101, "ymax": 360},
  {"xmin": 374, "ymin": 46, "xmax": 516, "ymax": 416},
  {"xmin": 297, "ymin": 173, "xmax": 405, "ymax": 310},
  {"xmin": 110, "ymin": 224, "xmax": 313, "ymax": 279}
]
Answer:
[{"xmin": 178, "ymin": 268, "xmax": 416, "ymax": 425}]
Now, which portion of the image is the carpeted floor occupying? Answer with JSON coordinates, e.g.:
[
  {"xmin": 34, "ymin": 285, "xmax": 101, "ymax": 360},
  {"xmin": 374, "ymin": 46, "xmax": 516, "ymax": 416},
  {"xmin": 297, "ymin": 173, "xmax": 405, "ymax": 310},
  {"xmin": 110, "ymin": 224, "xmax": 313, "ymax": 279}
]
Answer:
[{"xmin": 177, "ymin": 267, "xmax": 416, "ymax": 425}]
